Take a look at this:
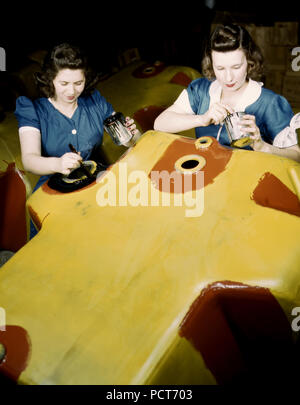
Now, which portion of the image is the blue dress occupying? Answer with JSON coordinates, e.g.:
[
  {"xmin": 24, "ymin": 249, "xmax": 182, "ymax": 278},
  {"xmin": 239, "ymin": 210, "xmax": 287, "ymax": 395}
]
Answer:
[
  {"xmin": 14, "ymin": 89, "xmax": 114, "ymax": 238},
  {"xmin": 15, "ymin": 89, "xmax": 114, "ymax": 189},
  {"xmin": 186, "ymin": 78, "xmax": 294, "ymax": 149}
]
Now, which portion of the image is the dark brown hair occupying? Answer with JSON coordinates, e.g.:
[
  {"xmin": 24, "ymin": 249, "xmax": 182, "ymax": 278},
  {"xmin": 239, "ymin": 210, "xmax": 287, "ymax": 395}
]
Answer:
[
  {"xmin": 34, "ymin": 43, "xmax": 99, "ymax": 98},
  {"xmin": 202, "ymin": 24, "xmax": 264, "ymax": 81}
]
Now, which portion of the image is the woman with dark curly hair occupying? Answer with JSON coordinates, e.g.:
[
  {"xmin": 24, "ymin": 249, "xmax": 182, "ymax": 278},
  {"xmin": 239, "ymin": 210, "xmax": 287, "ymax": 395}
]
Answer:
[
  {"xmin": 15, "ymin": 43, "xmax": 139, "ymax": 183},
  {"xmin": 14, "ymin": 42, "xmax": 139, "ymax": 238},
  {"xmin": 154, "ymin": 24, "xmax": 300, "ymax": 161}
]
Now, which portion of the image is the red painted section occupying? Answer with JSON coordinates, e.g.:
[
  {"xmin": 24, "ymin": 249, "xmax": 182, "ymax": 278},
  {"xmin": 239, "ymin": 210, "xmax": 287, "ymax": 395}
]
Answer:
[
  {"xmin": 149, "ymin": 137, "xmax": 232, "ymax": 193},
  {"xmin": 170, "ymin": 72, "xmax": 193, "ymax": 87},
  {"xmin": 179, "ymin": 281, "xmax": 294, "ymax": 384},
  {"xmin": 251, "ymin": 172, "xmax": 300, "ymax": 217},
  {"xmin": 27, "ymin": 204, "xmax": 42, "ymax": 231},
  {"xmin": 0, "ymin": 325, "xmax": 31, "ymax": 382},
  {"xmin": 0, "ymin": 163, "xmax": 27, "ymax": 251},
  {"xmin": 133, "ymin": 105, "xmax": 166, "ymax": 133}
]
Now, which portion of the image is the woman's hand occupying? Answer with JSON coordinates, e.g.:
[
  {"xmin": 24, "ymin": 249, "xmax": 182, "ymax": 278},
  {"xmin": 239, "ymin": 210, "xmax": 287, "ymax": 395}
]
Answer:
[
  {"xmin": 124, "ymin": 116, "xmax": 141, "ymax": 146},
  {"xmin": 202, "ymin": 102, "xmax": 234, "ymax": 126},
  {"xmin": 238, "ymin": 114, "xmax": 267, "ymax": 151},
  {"xmin": 125, "ymin": 116, "xmax": 140, "ymax": 136},
  {"xmin": 58, "ymin": 152, "xmax": 82, "ymax": 175}
]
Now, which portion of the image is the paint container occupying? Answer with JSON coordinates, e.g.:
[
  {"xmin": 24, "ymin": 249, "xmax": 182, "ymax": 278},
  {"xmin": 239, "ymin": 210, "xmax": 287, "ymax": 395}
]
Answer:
[
  {"xmin": 224, "ymin": 112, "xmax": 253, "ymax": 148},
  {"xmin": 104, "ymin": 112, "xmax": 133, "ymax": 146}
]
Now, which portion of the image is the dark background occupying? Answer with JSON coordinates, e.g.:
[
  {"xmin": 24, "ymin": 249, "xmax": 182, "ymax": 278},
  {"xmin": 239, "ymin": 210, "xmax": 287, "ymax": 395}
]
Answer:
[
  {"xmin": 1, "ymin": 1, "xmax": 299, "ymax": 72},
  {"xmin": 0, "ymin": 0, "xmax": 299, "ymax": 114}
]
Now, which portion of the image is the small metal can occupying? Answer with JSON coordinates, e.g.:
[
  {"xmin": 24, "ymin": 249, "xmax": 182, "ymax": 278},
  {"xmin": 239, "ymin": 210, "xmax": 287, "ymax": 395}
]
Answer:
[
  {"xmin": 224, "ymin": 112, "xmax": 253, "ymax": 148},
  {"xmin": 104, "ymin": 112, "xmax": 133, "ymax": 146}
]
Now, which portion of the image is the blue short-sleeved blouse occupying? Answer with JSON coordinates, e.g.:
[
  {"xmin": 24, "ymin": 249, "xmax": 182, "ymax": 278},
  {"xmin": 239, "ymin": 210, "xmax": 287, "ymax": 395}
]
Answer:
[
  {"xmin": 187, "ymin": 78, "xmax": 294, "ymax": 148},
  {"xmin": 14, "ymin": 89, "xmax": 114, "ymax": 161}
]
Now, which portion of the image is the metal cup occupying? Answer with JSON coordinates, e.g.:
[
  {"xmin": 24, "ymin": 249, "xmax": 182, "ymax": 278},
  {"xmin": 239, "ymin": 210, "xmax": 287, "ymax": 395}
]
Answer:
[
  {"xmin": 104, "ymin": 112, "xmax": 133, "ymax": 146},
  {"xmin": 224, "ymin": 112, "xmax": 253, "ymax": 148}
]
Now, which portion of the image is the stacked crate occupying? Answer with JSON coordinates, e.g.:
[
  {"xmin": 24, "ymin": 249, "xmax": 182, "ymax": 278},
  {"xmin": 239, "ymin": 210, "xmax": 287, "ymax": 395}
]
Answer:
[
  {"xmin": 243, "ymin": 22, "xmax": 299, "ymax": 111},
  {"xmin": 273, "ymin": 22, "xmax": 299, "ymax": 111}
]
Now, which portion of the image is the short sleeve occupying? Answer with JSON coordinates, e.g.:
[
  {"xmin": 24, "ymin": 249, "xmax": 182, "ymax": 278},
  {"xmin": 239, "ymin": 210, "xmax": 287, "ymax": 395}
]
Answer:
[
  {"xmin": 273, "ymin": 111, "xmax": 300, "ymax": 148},
  {"xmin": 14, "ymin": 96, "xmax": 41, "ymax": 130},
  {"xmin": 186, "ymin": 78, "xmax": 211, "ymax": 115},
  {"xmin": 89, "ymin": 90, "xmax": 114, "ymax": 120},
  {"xmin": 263, "ymin": 94, "xmax": 294, "ymax": 145}
]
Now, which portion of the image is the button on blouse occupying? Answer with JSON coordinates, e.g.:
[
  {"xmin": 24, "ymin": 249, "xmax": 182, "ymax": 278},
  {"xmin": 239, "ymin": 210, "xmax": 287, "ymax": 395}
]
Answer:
[{"xmin": 14, "ymin": 90, "xmax": 114, "ymax": 161}]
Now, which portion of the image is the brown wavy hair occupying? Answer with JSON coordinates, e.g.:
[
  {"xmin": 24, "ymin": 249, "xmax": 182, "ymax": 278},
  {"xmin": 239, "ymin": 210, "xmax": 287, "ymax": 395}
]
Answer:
[
  {"xmin": 202, "ymin": 24, "xmax": 264, "ymax": 81},
  {"xmin": 34, "ymin": 43, "xmax": 99, "ymax": 98}
]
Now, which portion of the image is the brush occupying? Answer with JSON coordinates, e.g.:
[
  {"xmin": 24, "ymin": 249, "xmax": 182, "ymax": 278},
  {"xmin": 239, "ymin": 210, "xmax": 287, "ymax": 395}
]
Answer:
[{"xmin": 68, "ymin": 143, "xmax": 92, "ymax": 178}]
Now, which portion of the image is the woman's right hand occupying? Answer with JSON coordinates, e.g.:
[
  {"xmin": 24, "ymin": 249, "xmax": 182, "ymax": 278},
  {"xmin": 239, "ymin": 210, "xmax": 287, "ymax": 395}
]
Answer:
[
  {"xmin": 58, "ymin": 152, "xmax": 82, "ymax": 175},
  {"xmin": 201, "ymin": 102, "xmax": 234, "ymax": 126}
]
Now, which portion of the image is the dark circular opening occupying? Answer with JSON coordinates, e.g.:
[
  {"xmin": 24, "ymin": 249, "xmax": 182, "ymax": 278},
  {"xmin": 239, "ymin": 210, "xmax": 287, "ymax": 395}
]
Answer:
[
  {"xmin": 199, "ymin": 139, "xmax": 208, "ymax": 144},
  {"xmin": 181, "ymin": 159, "xmax": 200, "ymax": 169},
  {"xmin": 144, "ymin": 66, "xmax": 155, "ymax": 74},
  {"xmin": 68, "ymin": 166, "xmax": 90, "ymax": 180}
]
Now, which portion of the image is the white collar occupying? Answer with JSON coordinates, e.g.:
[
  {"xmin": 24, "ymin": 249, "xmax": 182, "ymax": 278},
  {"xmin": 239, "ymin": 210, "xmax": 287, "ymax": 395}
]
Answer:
[{"xmin": 209, "ymin": 79, "xmax": 263, "ymax": 111}]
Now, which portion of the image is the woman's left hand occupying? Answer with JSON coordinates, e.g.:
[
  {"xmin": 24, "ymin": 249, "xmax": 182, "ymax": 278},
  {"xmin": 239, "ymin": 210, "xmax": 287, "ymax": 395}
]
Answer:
[
  {"xmin": 125, "ymin": 117, "xmax": 139, "ymax": 136},
  {"xmin": 239, "ymin": 114, "xmax": 260, "ymax": 139},
  {"xmin": 239, "ymin": 114, "xmax": 266, "ymax": 150}
]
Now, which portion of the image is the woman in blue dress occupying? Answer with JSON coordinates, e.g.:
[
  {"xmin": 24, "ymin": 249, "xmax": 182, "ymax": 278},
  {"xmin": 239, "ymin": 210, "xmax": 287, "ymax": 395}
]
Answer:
[
  {"xmin": 14, "ymin": 43, "xmax": 139, "ymax": 237},
  {"xmin": 154, "ymin": 24, "xmax": 300, "ymax": 162},
  {"xmin": 15, "ymin": 42, "xmax": 139, "ymax": 188}
]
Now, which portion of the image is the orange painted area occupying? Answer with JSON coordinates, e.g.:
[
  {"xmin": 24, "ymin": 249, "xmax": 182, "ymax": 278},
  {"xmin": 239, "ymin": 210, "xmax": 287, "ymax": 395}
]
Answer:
[
  {"xmin": 0, "ymin": 325, "xmax": 31, "ymax": 382},
  {"xmin": 179, "ymin": 281, "xmax": 294, "ymax": 384},
  {"xmin": 27, "ymin": 205, "xmax": 42, "ymax": 231},
  {"xmin": 133, "ymin": 105, "xmax": 166, "ymax": 133},
  {"xmin": 149, "ymin": 137, "xmax": 232, "ymax": 192},
  {"xmin": 0, "ymin": 163, "xmax": 27, "ymax": 251},
  {"xmin": 169, "ymin": 72, "xmax": 193, "ymax": 87},
  {"xmin": 251, "ymin": 172, "xmax": 300, "ymax": 217}
]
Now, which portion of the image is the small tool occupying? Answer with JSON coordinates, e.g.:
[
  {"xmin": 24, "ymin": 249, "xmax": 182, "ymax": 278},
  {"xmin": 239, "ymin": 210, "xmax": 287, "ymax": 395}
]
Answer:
[{"xmin": 68, "ymin": 143, "xmax": 92, "ymax": 178}]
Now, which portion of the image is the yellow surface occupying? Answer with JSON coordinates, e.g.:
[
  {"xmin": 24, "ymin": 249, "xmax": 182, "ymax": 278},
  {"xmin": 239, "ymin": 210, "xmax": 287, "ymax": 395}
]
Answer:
[
  {"xmin": 98, "ymin": 62, "xmax": 200, "ymax": 120},
  {"xmin": 98, "ymin": 61, "xmax": 201, "ymax": 162},
  {"xmin": 0, "ymin": 112, "xmax": 39, "ymax": 192},
  {"xmin": 0, "ymin": 131, "xmax": 300, "ymax": 385},
  {"xmin": 0, "ymin": 62, "xmax": 200, "ymax": 249}
]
